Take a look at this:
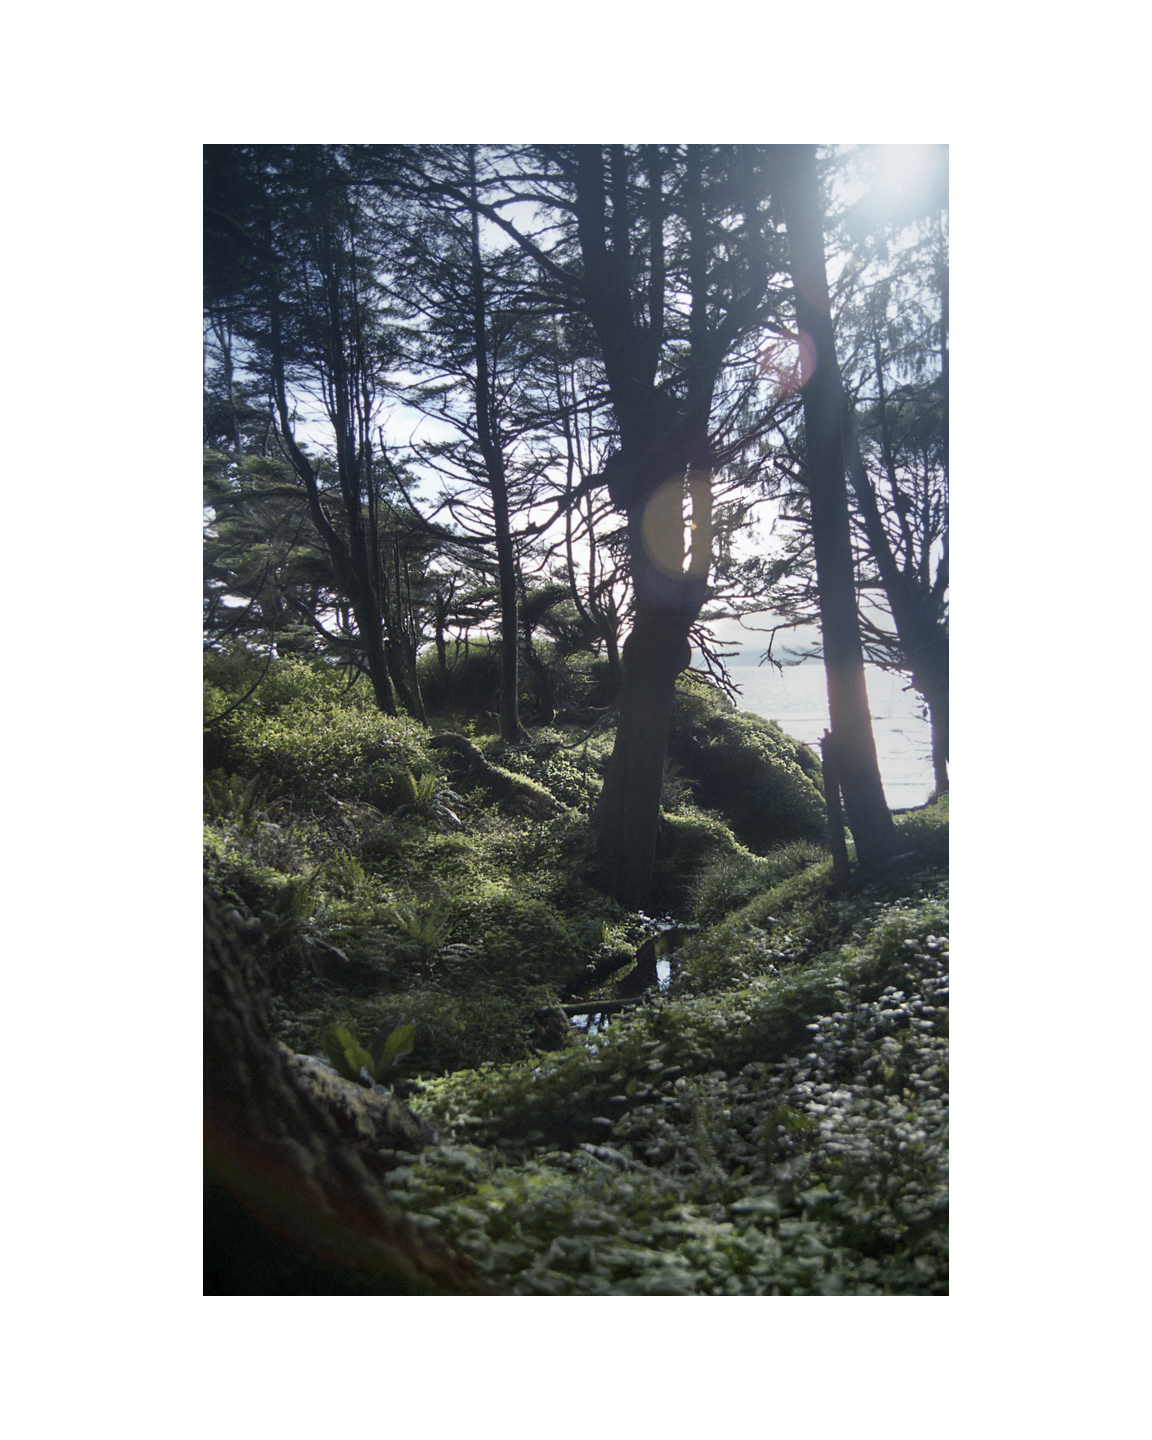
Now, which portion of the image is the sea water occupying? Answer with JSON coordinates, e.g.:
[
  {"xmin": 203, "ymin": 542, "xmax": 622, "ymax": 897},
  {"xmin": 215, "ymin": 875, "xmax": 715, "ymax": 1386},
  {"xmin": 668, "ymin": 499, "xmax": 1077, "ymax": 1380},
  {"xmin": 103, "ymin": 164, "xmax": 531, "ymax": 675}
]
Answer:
[{"xmin": 721, "ymin": 654, "xmax": 936, "ymax": 810}]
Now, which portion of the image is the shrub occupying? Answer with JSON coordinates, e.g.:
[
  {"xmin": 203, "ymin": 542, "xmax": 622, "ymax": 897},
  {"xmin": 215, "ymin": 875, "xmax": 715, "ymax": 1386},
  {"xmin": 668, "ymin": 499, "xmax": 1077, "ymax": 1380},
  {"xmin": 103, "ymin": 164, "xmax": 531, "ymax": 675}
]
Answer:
[
  {"xmin": 415, "ymin": 643, "xmax": 503, "ymax": 721},
  {"xmin": 896, "ymin": 792, "xmax": 949, "ymax": 860},
  {"xmin": 667, "ymin": 683, "xmax": 827, "ymax": 852}
]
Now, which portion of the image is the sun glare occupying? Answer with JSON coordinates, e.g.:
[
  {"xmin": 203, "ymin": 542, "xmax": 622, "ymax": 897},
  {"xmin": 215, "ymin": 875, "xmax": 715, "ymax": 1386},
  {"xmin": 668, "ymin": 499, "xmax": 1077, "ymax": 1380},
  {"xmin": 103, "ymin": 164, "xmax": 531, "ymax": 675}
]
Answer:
[{"xmin": 873, "ymin": 144, "xmax": 941, "ymax": 197}]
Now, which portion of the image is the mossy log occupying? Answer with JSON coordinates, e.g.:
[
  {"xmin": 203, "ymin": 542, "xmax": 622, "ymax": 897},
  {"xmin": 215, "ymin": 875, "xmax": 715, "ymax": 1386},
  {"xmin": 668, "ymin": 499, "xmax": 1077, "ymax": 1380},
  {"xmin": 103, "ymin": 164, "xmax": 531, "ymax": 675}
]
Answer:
[
  {"xmin": 204, "ymin": 889, "xmax": 491, "ymax": 1294},
  {"xmin": 429, "ymin": 731, "xmax": 561, "ymax": 815}
]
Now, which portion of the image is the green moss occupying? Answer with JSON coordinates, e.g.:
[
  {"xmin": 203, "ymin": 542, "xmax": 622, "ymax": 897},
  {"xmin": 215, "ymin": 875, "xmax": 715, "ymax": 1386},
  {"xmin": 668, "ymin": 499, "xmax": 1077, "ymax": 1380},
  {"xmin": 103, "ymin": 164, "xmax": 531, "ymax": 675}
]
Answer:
[
  {"xmin": 896, "ymin": 792, "xmax": 949, "ymax": 859},
  {"xmin": 687, "ymin": 839, "xmax": 829, "ymax": 928},
  {"xmin": 205, "ymin": 647, "xmax": 947, "ymax": 1295},
  {"xmin": 667, "ymin": 681, "xmax": 827, "ymax": 851}
]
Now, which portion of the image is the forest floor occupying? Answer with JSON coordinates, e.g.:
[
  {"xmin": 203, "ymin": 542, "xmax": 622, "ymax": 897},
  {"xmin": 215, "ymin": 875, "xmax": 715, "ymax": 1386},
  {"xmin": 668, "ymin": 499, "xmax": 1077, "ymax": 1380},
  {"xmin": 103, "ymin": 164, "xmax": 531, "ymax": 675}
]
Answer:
[{"xmin": 204, "ymin": 650, "xmax": 948, "ymax": 1295}]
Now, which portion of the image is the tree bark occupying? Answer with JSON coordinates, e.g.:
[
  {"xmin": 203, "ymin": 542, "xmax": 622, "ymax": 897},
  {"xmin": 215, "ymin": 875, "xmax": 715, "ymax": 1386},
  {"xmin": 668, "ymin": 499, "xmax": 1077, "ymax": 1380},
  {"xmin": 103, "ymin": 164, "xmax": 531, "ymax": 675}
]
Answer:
[
  {"xmin": 467, "ymin": 148, "xmax": 528, "ymax": 745},
  {"xmin": 594, "ymin": 464, "xmax": 713, "ymax": 907},
  {"xmin": 575, "ymin": 145, "xmax": 718, "ymax": 907},
  {"xmin": 843, "ymin": 406, "xmax": 948, "ymax": 794},
  {"xmin": 775, "ymin": 145, "xmax": 899, "ymax": 868},
  {"xmin": 820, "ymin": 730, "xmax": 852, "ymax": 886},
  {"xmin": 594, "ymin": 597, "xmax": 694, "ymax": 907},
  {"xmin": 203, "ymin": 890, "xmax": 489, "ymax": 1294}
]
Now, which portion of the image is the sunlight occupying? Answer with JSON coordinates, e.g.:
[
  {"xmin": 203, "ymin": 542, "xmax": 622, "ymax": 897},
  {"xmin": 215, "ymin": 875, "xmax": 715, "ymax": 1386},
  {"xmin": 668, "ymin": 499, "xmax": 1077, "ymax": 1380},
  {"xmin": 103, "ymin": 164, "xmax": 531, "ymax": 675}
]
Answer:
[
  {"xmin": 873, "ymin": 144, "xmax": 940, "ymax": 198},
  {"xmin": 640, "ymin": 471, "xmax": 714, "ymax": 578},
  {"xmin": 640, "ymin": 477, "xmax": 689, "ymax": 576}
]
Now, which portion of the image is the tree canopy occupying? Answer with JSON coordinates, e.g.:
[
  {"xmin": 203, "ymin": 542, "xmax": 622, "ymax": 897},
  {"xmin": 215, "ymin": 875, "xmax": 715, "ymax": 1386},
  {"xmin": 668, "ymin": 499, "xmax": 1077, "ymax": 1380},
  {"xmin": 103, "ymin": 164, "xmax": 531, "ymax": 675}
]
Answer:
[{"xmin": 204, "ymin": 143, "xmax": 948, "ymax": 900}]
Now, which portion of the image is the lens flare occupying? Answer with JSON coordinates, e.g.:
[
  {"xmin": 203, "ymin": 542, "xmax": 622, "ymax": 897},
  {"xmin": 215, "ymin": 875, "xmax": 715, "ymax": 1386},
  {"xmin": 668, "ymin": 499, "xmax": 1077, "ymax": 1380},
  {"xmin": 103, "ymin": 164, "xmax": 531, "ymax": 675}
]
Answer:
[
  {"xmin": 640, "ymin": 471, "xmax": 713, "ymax": 579},
  {"xmin": 758, "ymin": 331, "xmax": 817, "ymax": 395},
  {"xmin": 640, "ymin": 478, "xmax": 687, "ymax": 577}
]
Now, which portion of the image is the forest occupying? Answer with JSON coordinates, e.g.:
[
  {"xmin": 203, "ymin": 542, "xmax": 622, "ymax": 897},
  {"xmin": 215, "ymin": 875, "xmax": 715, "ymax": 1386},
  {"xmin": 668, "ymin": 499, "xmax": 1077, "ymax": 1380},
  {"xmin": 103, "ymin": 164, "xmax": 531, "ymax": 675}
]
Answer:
[{"xmin": 203, "ymin": 144, "xmax": 948, "ymax": 1295}]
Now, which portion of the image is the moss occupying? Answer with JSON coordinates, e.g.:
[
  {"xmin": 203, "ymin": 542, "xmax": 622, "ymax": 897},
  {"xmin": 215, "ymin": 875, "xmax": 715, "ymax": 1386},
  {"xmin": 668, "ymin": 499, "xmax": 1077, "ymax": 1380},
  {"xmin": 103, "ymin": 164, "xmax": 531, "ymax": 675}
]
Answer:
[
  {"xmin": 667, "ymin": 680, "xmax": 827, "ymax": 852},
  {"xmin": 205, "ymin": 648, "xmax": 947, "ymax": 1294}
]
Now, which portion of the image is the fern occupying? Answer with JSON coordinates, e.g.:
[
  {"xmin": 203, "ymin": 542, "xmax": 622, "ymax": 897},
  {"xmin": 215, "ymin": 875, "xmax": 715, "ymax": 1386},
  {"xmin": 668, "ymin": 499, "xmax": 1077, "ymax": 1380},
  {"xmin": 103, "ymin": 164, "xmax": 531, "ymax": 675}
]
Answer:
[
  {"xmin": 395, "ymin": 771, "xmax": 462, "ymax": 830},
  {"xmin": 321, "ymin": 1020, "xmax": 416, "ymax": 1088}
]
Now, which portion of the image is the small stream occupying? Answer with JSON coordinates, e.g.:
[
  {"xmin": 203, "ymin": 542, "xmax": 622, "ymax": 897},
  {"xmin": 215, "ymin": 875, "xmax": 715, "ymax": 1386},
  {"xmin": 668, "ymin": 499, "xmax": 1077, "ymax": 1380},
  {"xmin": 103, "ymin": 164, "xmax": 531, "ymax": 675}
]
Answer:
[{"xmin": 571, "ymin": 958, "xmax": 672, "ymax": 1037}]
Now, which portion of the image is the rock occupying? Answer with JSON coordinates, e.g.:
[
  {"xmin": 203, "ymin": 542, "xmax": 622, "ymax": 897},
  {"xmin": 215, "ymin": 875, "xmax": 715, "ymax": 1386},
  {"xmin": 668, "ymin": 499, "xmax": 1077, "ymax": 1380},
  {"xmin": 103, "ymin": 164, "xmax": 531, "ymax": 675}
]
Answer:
[
  {"xmin": 531, "ymin": 1006, "xmax": 576, "ymax": 1051},
  {"xmin": 279, "ymin": 1047, "xmax": 438, "ymax": 1157}
]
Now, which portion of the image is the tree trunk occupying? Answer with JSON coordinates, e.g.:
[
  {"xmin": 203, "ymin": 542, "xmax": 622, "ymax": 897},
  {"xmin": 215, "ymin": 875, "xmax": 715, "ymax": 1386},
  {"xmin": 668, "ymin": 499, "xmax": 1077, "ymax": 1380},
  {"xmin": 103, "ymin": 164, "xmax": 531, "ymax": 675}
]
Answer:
[
  {"xmin": 820, "ymin": 730, "xmax": 852, "ymax": 886},
  {"xmin": 776, "ymin": 145, "xmax": 899, "ymax": 868},
  {"xmin": 467, "ymin": 148, "xmax": 528, "ymax": 745},
  {"xmin": 594, "ymin": 600, "xmax": 693, "ymax": 908},
  {"xmin": 594, "ymin": 473, "xmax": 711, "ymax": 907},
  {"xmin": 354, "ymin": 607, "xmax": 397, "ymax": 716},
  {"xmin": 203, "ymin": 890, "xmax": 489, "ymax": 1294},
  {"xmin": 270, "ymin": 301, "xmax": 398, "ymax": 718},
  {"xmin": 843, "ymin": 399, "xmax": 948, "ymax": 796},
  {"xmin": 914, "ymin": 656, "xmax": 949, "ymax": 794},
  {"xmin": 929, "ymin": 698, "xmax": 948, "ymax": 796}
]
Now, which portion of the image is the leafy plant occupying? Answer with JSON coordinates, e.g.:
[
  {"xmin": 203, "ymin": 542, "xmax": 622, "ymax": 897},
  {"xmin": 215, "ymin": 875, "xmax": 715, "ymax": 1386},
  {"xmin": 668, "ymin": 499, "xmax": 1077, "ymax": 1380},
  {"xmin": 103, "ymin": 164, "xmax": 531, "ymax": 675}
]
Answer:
[
  {"xmin": 323, "ymin": 850, "xmax": 368, "ymax": 897},
  {"xmin": 259, "ymin": 869, "xmax": 321, "ymax": 942},
  {"xmin": 204, "ymin": 770, "xmax": 275, "ymax": 837},
  {"xmin": 320, "ymin": 1019, "xmax": 417, "ymax": 1087},
  {"xmin": 395, "ymin": 771, "xmax": 462, "ymax": 830},
  {"xmin": 660, "ymin": 759, "xmax": 696, "ymax": 813},
  {"xmin": 385, "ymin": 897, "xmax": 459, "ymax": 962}
]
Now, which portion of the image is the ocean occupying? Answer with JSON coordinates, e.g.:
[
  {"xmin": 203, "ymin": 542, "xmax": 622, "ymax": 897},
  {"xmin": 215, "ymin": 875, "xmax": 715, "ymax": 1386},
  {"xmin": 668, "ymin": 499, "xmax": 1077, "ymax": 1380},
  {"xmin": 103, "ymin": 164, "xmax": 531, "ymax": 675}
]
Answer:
[{"xmin": 721, "ymin": 653, "xmax": 936, "ymax": 810}]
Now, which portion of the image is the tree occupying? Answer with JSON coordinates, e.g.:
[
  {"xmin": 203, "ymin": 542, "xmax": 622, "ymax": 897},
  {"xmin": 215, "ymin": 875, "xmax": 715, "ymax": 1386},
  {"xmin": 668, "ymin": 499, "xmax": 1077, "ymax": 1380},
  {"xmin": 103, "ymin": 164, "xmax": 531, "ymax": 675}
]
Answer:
[
  {"xmin": 729, "ymin": 149, "xmax": 948, "ymax": 798},
  {"xmin": 204, "ymin": 890, "xmax": 490, "ymax": 1294},
  {"xmin": 204, "ymin": 144, "xmax": 412, "ymax": 716},
  {"xmin": 387, "ymin": 146, "xmax": 557, "ymax": 742},
  {"xmin": 836, "ymin": 149, "xmax": 948, "ymax": 793},
  {"xmin": 462, "ymin": 145, "xmax": 789, "ymax": 905},
  {"xmin": 773, "ymin": 144, "xmax": 899, "ymax": 867}
]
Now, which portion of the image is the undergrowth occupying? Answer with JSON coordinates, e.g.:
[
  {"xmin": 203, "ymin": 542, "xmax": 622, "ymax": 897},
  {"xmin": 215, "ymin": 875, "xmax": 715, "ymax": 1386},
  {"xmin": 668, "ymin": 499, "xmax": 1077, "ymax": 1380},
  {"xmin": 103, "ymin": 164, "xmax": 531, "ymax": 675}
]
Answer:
[
  {"xmin": 388, "ymin": 883, "xmax": 948, "ymax": 1294},
  {"xmin": 204, "ymin": 648, "xmax": 948, "ymax": 1294}
]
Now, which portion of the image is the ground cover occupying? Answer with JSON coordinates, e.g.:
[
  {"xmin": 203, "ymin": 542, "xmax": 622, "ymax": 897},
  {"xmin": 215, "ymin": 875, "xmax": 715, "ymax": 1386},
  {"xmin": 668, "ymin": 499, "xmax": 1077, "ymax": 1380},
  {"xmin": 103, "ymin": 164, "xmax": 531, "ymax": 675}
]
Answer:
[{"xmin": 204, "ymin": 649, "xmax": 948, "ymax": 1294}]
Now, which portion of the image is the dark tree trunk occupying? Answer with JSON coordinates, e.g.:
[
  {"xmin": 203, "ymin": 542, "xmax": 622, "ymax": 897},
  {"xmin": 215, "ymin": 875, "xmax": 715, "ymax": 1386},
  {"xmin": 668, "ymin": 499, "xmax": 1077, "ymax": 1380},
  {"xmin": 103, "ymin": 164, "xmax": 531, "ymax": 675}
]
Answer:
[
  {"xmin": 593, "ymin": 456, "xmax": 713, "ymax": 906},
  {"xmin": 820, "ymin": 730, "xmax": 852, "ymax": 886},
  {"xmin": 352, "ymin": 605, "xmax": 397, "ymax": 716},
  {"xmin": 203, "ymin": 890, "xmax": 489, "ymax": 1294},
  {"xmin": 382, "ymin": 635, "xmax": 415, "ymax": 715},
  {"xmin": 843, "ymin": 398, "xmax": 948, "ymax": 797},
  {"xmin": 929, "ymin": 696, "xmax": 948, "ymax": 796},
  {"xmin": 594, "ymin": 595, "xmax": 696, "ymax": 908},
  {"xmin": 776, "ymin": 145, "xmax": 899, "ymax": 867},
  {"xmin": 467, "ymin": 148, "xmax": 528, "ymax": 745},
  {"xmin": 913, "ymin": 654, "xmax": 949, "ymax": 794},
  {"xmin": 574, "ymin": 145, "xmax": 722, "ymax": 907}
]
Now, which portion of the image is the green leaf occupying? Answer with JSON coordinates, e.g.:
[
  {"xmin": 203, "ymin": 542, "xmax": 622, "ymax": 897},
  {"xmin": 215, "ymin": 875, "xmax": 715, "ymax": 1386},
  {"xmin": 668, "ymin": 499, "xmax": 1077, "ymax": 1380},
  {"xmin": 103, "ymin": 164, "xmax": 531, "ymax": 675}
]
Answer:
[
  {"xmin": 370, "ymin": 1021, "xmax": 416, "ymax": 1075},
  {"xmin": 321, "ymin": 1023, "xmax": 375, "ymax": 1084}
]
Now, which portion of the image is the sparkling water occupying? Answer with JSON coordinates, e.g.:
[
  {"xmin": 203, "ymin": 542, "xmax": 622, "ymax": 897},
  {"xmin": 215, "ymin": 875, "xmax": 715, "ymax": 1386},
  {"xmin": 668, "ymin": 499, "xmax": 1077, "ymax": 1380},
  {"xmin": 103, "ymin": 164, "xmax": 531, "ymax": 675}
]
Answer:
[{"xmin": 721, "ymin": 654, "xmax": 937, "ymax": 810}]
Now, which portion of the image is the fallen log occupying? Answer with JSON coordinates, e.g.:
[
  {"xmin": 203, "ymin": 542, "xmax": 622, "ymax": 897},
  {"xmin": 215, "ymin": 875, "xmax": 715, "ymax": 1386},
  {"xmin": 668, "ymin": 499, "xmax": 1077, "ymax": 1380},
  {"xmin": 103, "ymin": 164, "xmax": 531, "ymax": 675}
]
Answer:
[
  {"xmin": 429, "ymin": 731, "xmax": 561, "ymax": 815},
  {"xmin": 545, "ymin": 999, "xmax": 639, "ymax": 1019}
]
